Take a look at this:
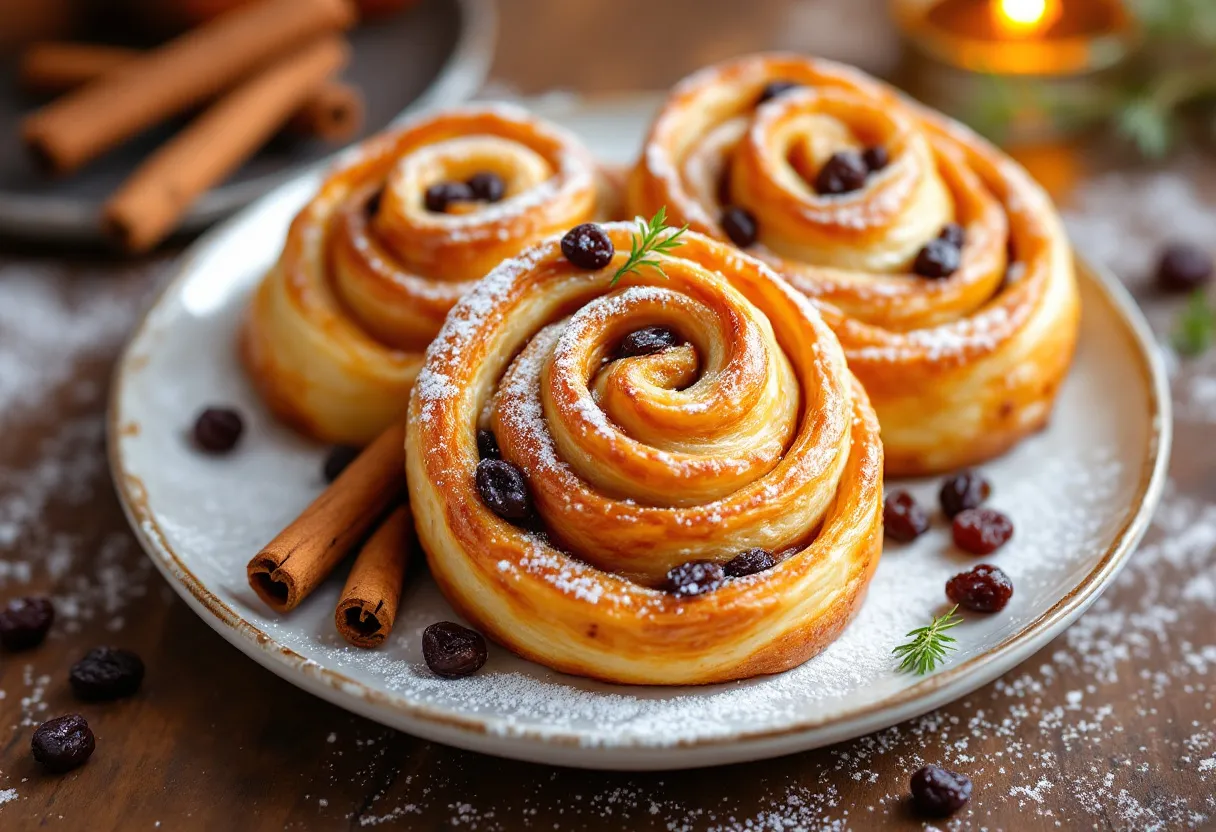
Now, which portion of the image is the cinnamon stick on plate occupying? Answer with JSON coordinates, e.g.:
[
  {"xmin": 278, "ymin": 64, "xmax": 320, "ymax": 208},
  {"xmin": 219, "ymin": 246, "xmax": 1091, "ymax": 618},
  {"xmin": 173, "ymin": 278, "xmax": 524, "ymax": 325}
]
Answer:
[
  {"xmin": 248, "ymin": 422, "xmax": 406, "ymax": 614},
  {"xmin": 335, "ymin": 504, "xmax": 413, "ymax": 648},
  {"xmin": 21, "ymin": 0, "xmax": 355, "ymax": 173},
  {"xmin": 103, "ymin": 36, "xmax": 348, "ymax": 252},
  {"xmin": 19, "ymin": 42, "xmax": 364, "ymax": 142}
]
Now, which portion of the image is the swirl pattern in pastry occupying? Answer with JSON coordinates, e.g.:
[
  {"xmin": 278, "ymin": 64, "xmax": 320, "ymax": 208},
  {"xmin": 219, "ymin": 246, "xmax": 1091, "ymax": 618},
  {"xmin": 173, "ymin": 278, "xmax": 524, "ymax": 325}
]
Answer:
[
  {"xmin": 406, "ymin": 224, "xmax": 883, "ymax": 685},
  {"xmin": 243, "ymin": 105, "xmax": 616, "ymax": 445},
  {"xmin": 629, "ymin": 54, "xmax": 1080, "ymax": 475}
]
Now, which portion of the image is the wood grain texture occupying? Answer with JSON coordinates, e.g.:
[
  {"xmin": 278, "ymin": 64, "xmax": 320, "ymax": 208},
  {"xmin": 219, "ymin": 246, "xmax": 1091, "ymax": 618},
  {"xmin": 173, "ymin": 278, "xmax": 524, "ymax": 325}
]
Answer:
[{"xmin": 1, "ymin": 1, "xmax": 1213, "ymax": 828}]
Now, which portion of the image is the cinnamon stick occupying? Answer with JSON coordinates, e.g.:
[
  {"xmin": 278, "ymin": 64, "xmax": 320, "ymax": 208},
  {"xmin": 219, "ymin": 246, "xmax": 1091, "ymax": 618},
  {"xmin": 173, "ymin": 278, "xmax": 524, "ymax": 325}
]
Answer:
[
  {"xmin": 18, "ymin": 42, "xmax": 134, "ymax": 94},
  {"xmin": 335, "ymin": 504, "xmax": 412, "ymax": 648},
  {"xmin": 247, "ymin": 422, "xmax": 406, "ymax": 614},
  {"xmin": 19, "ymin": 42, "xmax": 363, "ymax": 142},
  {"xmin": 21, "ymin": 0, "xmax": 355, "ymax": 174},
  {"xmin": 286, "ymin": 80, "xmax": 364, "ymax": 142},
  {"xmin": 102, "ymin": 36, "xmax": 348, "ymax": 252}
]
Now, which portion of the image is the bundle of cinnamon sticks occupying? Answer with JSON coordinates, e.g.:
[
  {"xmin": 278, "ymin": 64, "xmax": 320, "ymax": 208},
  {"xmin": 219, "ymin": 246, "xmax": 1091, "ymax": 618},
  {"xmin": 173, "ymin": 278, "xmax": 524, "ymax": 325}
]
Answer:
[
  {"xmin": 18, "ymin": 0, "xmax": 365, "ymax": 252},
  {"xmin": 247, "ymin": 423, "xmax": 415, "ymax": 648}
]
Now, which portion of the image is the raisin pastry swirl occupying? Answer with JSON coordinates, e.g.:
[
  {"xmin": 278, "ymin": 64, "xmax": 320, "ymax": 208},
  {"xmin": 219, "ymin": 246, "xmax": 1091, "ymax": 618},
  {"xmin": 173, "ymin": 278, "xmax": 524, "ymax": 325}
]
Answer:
[
  {"xmin": 629, "ymin": 55, "xmax": 1080, "ymax": 475},
  {"xmin": 406, "ymin": 224, "xmax": 883, "ymax": 685},
  {"xmin": 243, "ymin": 105, "xmax": 615, "ymax": 445}
]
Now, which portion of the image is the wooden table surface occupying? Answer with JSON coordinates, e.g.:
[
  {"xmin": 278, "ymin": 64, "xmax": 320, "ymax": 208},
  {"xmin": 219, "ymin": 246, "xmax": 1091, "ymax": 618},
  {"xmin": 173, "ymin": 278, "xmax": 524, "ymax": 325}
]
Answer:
[{"xmin": 2, "ymin": 1, "xmax": 1215, "ymax": 829}]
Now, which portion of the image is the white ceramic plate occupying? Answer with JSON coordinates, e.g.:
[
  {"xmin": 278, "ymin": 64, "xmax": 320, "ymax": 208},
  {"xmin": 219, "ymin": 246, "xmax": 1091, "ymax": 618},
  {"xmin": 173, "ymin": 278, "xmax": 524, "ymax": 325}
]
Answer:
[{"xmin": 108, "ymin": 95, "xmax": 1170, "ymax": 770}]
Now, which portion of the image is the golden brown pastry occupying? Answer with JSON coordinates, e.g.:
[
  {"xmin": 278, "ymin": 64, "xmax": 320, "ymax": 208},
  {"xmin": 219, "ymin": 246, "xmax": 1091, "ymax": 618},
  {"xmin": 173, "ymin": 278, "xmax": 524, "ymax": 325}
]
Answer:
[
  {"xmin": 243, "ymin": 105, "xmax": 617, "ymax": 445},
  {"xmin": 629, "ymin": 55, "xmax": 1080, "ymax": 476},
  {"xmin": 406, "ymin": 224, "xmax": 883, "ymax": 685}
]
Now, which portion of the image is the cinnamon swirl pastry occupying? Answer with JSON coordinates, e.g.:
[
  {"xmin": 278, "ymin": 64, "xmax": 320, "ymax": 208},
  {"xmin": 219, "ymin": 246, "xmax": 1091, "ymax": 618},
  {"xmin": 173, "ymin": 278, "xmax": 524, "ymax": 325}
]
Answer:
[
  {"xmin": 243, "ymin": 105, "xmax": 616, "ymax": 445},
  {"xmin": 406, "ymin": 223, "xmax": 883, "ymax": 685},
  {"xmin": 629, "ymin": 55, "xmax": 1080, "ymax": 476}
]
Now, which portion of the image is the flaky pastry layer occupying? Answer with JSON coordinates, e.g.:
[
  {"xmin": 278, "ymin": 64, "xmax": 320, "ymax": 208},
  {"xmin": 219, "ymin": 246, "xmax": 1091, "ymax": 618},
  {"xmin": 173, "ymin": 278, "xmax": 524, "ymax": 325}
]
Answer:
[
  {"xmin": 406, "ymin": 227, "xmax": 883, "ymax": 685},
  {"xmin": 243, "ymin": 105, "xmax": 614, "ymax": 444},
  {"xmin": 629, "ymin": 55, "xmax": 1080, "ymax": 475}
]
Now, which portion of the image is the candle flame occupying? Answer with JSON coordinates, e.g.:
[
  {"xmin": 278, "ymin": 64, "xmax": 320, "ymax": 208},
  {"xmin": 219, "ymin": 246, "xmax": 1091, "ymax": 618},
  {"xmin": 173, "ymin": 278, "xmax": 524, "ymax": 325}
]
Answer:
[{"xmin": 993, "ymin": 0, "xmax": 1060, "ymax": 38}]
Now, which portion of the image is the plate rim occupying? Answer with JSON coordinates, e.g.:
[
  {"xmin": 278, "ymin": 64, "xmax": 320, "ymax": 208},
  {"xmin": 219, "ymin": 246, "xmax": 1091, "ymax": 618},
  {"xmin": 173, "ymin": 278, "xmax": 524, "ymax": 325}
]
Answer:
[
  {"xmin": 105, "ymin": 148, "xmax": 1172, "ymax": 771},
  {"xmin": 0, "ymin": 0, "xmax": 497, "ymax": 242}
]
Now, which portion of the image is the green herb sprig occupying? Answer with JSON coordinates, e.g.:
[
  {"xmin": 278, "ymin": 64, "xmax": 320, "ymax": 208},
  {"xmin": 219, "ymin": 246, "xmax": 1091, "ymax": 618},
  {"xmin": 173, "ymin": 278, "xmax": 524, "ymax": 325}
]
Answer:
[
  {"xmin": 1172, "ymin": 289, "xmax": 1216, "ymax": 356},
  {"xmin": 893, "ymin": 605, "xmax": 963, "ymax": 675},
  {"xmin": 610, "ymin": 207, "xmax": 689, "ymax": 287}
]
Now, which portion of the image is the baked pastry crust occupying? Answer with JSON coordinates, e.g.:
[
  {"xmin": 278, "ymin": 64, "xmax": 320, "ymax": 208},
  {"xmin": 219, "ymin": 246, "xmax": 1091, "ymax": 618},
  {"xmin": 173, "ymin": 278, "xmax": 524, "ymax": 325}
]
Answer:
[
  {"xmin": 243, "ymin": 105, "xmax": 615, "ymax": 445},
  {"xmin": 629, "ymin": 54, "xmax": 1080, "ymax": 475},
  {"xmin": 406, "ymin": 226, "xmax": 883, "ymax": 685}
]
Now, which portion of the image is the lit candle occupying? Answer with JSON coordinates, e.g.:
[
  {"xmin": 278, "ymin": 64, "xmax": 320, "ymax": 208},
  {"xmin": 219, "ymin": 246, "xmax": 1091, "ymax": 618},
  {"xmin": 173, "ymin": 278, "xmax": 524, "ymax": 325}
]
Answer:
[
  {"xmin": 991, "ymin": 0, "xmax": 1062, "ymax": 40},
  {"xmin": 891, "ymin": 0, "xmax": 1140, "ymax": 142}
]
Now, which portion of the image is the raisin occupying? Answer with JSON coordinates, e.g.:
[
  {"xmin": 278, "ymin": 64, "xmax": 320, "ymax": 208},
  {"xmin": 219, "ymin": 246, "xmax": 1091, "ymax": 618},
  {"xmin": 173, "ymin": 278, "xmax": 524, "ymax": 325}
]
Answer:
[
  {"xmin": 0, "ymin": 596, "xmax": 54, "ymax": 651},
  {"xmin": 939, "ymin": 222, "xmax": 966, "ymax": 248},
  {"xmin": 910, "ymin": 764, "xmax": 972, "ymax": 817},
  {"xmin": 814, "ymin": 151, "xmax": 868, "ymax": 195},
  {"xmin": 193, "ymin": 407, "xmax": 243, "ymax": 453},
  {"xmin": 939, "ymin": 470, "xmax": 992, "ymax": 518},
  {"xmin": 862, "ymin": 145, "xmax": 889, "ymax": 172},
  {"xmin": 475, "ymin": 459, "xmax": 533, "ymax": 520},
  {"xmin": 476, "ymin": 429, "xmax": 501, "ymax": 460},
  {"xmin": 952, "ymin": 508, "xmax": 1014, "ymax": 555},
  {"xmin": 561, "ymin": 223, "xmax": 615, "ymax": 270},
  {"xmin": 69, "ymin": 646, "xmax": 145, "ymax": 701},
  {"xmin": 424, "ymin": 181, "xmax": 474, "ymax": 213},
  {"xmin": 665, "ymin": 560, "xmax": 725, "ymax": 597},
  {"xmin": 617, "ymin": 326, "xmax": 680, "ymax": 359},
  {"xmin": 1157, "ymin": 243, "xmax": 1212, "ymax": 293},
  {"xmin": 884, "ymin": 491, "xmax": 930, "ymax": 543},
  {"xmin": 467, "ymin": 171, "xmax": 505, "ymax": 203},
  {"xmin": 724, "ymin": 548, "xmax": 776, "ymax": 578},
  {"xmin": 946, "ymin": 564, "xmax": 1013, "ymax": 612},
  {"xmin": 721, "ymin": 206, "xmax": 758, "ymax": 247},
  {"xmin": 323, "ymin": 445, "xmax": 360, "ymax": 483},
  {"xmin": 422, "ymin": 622, "xmax": 487, "ymax": 678},
  {"xmin": 31, "ymin": 714, "xmax": 95, "ymax": 773},
  {"xmin": 756, "ymin": 80, "xmax": 801, "ymax": 104},
  {"xmin": 913, "ymin": 238, "xmax": 961, "ymax": 279}
]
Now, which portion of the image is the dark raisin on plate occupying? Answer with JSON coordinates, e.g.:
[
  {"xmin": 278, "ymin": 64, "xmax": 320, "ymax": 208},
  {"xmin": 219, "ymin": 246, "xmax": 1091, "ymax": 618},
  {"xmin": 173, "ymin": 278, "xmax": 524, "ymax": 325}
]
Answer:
[
  {"xmin": 946, "ymin": 564, "xmax": 1014, "ymax": 612},
  {"xmin": 69, "ymin": 646, "xmax": 145, "ymax": 701},
  {"xmin": 665, "ymin": 560, "xmax": 725, "ymax": 596},
  {"xmin": 1156, "ymin": 242, "xmax": 1212, "ymax": 293},
  {"xmin": 31, "ymin": 714, "xmax": 95, "ymax": 773},
  {"xmin": 910, "ymin": 764, "xmax": 972, "ymax": 817},
  {"xmin": 422, "ymin": 621, "xmax": 488, "ymax": 678},
  {"xmin": 952, "ymin": 508, "xmax": 1014, "ymax": 555},
  {"xmin": 883, "ymin": 491, "xmax": 930, "ymax": 543},
  {"xmin": 193, "ymin": 407, "xmax": 243, "ymax": 453},
  {"xmin": 939, "ymin": 470, "xmax": 992, "ymax": 518},
  {"xmin": 475, "ymin": 459, "xmax": 533, "ymax": 520},
  {"xmin": 0, "ymin": 596, "xmax": 54, "ymax": 651}
]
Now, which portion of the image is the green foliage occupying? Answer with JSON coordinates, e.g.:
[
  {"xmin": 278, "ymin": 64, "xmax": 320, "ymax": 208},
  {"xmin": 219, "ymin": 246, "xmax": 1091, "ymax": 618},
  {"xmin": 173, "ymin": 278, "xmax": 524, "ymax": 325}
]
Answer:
[
  {"xmin": 611, "ymin": 207, "xmax": 689, "ymax": 287},
  {"xmin": 893, "ymin": 605, "xmax": 963, "ymax": 675},
  {"xmin": 1172, "ymin": 289, "xmax": 1216, "ymax": 356}
]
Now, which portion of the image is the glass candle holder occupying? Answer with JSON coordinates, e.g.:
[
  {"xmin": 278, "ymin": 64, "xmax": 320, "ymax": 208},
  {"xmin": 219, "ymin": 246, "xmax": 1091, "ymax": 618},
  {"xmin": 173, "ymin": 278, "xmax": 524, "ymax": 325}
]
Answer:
[{"xmin": 893, "ymin": 0, "xmax": 1140, "ymax": 143}]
